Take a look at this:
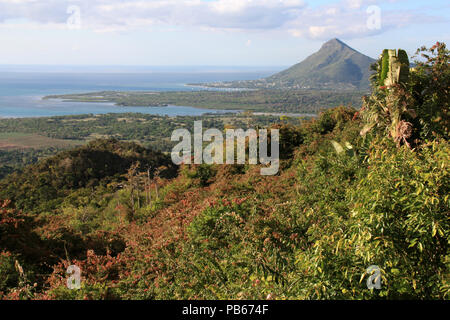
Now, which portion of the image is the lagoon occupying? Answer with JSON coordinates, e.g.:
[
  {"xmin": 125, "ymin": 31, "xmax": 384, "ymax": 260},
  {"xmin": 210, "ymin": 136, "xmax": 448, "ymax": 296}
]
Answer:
[
  {"xmin": 0, "ymin": 69, "xmax": 278, "ymax": 118},
  {"xmin": 0, "ymin": 95, "xmax": 235, "ymax": 118}
]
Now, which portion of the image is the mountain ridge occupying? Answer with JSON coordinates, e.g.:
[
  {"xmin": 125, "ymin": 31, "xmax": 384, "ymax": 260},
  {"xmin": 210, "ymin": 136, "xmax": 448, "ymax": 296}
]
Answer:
[
  {"xmin": 267, "ymin": 38, "xmax": 376, "ymax": 90},
  {"xmin": 197, "ymin": 38, "xmax": 376, "ymax": 91}
]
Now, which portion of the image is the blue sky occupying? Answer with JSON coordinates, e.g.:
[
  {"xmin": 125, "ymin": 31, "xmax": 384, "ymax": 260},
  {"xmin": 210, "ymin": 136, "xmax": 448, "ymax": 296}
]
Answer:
[{"xmin": 0, "ymin": 0, "xmax": 448, "ymax": 67}]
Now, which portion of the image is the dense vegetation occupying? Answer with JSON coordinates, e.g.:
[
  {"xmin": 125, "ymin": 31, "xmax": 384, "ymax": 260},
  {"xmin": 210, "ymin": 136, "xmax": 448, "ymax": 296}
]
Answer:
[
  {"xmin": 0, "ymin": 43, "xmax": 448, "ymax": 300},
  {"xmin": 0, "ymin": 113, "xmax": 299, "ymax": 148},
  {"xmin": 44, "ymin": 89, "xmax": 365, "ymax": 113},
  {"xmin": 0, "ymin": 113, "xmax": 303, "ymax": 178},
  {"xmin": 0, "ymin": 139, "xmax": 177, "ymax": 213},
  {"xmin": 0, "ymin": 147, "xmax": 66, "ymax": 180}
]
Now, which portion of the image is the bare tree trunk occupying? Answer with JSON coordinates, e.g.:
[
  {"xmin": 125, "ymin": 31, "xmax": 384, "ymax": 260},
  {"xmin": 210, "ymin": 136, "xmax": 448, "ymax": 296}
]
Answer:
[
  {"xmin": 137, "ymin": 187, "xmax": 140, "ymax": 209},
  {"xmin": 147, "ymin": 168, "xmax": 152, "ymax": 205},
  {"xmin": 129, "ymin": 188, "xmax": 135, "ymax": 221}
]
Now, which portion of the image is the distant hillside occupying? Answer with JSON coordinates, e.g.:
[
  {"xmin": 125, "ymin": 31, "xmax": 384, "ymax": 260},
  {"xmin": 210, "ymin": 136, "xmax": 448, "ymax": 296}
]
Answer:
[
  {"xmin": 0, "ymin": 139, "xmax": 176, "ymax": 212},
  {"xmin": 197, "ymin": 39, "xmax": 376, "ymax": 90},
  {"xmin": 268, "ymin": 39, "xmax": 376, "ymax": 90}
]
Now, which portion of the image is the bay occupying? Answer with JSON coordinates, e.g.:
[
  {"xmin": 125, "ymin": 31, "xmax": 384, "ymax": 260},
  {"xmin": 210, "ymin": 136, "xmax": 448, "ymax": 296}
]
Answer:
[{"xmin": 0, "ymin": 68, "xmax": 278, "ymax": 118}]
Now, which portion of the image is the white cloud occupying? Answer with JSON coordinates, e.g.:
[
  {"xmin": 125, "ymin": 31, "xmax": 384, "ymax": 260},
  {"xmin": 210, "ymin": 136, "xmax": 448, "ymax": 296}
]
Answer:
[
  {"xmin": 346, "ymin": 0, "xmax": 363, "ymax": 9},
  {"xmin": 286, "ymin": 0, "xmax": 447, "ymax": 39},
  {"xmin": 0, "ymin": 0, "xmax": 445, "ymax": 39}
]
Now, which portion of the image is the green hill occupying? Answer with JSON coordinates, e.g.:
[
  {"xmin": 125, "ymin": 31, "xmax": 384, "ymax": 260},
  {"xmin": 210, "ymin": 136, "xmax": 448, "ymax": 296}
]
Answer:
[
  {"xmin": 200, "ymin": 38, "xmax": 376, "ymax": 90},
  {"xmin": 0, "ymin": 139, "xmax": 176, "ymax": 212},
  {"xmin": 267, "ymin": 38, "xmax": 376, "ymax": 90}
]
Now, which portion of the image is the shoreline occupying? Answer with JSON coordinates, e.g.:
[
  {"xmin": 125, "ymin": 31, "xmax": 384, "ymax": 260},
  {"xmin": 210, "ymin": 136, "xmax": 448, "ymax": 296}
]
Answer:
[
  {"xmin": 184, "ymin": 83, "xmax": 256, "ymax": 92},
  {"xmin": 252, "ymin": 112, "xmax": 317, "ymax": 118}
]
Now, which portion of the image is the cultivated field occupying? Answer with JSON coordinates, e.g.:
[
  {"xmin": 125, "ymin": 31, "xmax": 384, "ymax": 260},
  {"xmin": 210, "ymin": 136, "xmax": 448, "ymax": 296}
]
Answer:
[{"xmin": 0, "ymin": 132, "xmax": 84, "ymax": 150}]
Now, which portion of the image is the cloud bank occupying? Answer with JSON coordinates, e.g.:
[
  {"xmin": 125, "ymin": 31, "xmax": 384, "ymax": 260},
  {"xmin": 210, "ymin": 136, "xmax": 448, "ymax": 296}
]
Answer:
[{"xmin": 0, "ymin": 0, "xmax": 445, "ymax": 39}]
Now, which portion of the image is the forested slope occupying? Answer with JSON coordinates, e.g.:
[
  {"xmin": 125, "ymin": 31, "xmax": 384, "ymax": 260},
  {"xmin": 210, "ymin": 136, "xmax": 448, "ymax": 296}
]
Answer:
[{"xmin": 0, "ymin": 43, "xmax": 448, "ymax": 300}]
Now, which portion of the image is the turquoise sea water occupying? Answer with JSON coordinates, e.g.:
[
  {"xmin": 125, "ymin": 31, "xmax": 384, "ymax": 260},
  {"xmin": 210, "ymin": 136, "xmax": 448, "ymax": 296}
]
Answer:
[{"xmin": 0, "ymin": 69, "xmax": 277, "ymax": 118}]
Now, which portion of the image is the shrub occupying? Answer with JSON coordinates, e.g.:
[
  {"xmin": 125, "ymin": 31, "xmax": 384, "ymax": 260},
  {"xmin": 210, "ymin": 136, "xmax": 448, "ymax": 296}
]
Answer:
[
  {"xmin": 0, "ymin": 251, "xmax": 19, "ymax": 293},
  {"xmin": 290, "ymin": 139, "xmax": 449, "ymax": 299}
]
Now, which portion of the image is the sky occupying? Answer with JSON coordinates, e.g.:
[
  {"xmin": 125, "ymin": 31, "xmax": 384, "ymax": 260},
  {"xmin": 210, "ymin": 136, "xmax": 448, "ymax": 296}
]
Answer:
[{"xmin": 0, "ymin": 0, "xmax": 449, "ymax": 67}]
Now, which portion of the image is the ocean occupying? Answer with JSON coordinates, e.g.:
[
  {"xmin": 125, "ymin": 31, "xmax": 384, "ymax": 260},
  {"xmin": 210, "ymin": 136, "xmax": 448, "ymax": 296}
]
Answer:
[{"xmin": 0, "ymin": 68, "xmax": 280, "ymax": 118}]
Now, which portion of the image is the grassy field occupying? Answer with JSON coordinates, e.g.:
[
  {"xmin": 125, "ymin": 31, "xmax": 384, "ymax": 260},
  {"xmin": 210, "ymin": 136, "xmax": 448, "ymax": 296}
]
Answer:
[{"xmin": 0, "ymin": 132, "xmax": 84, "ymax": 150}]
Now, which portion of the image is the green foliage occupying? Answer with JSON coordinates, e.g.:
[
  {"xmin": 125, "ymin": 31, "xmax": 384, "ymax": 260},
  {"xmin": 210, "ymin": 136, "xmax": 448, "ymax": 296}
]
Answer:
[
  {"xmin": 274, "ymin": 124, "xmax": 305, "ymax": 160},
  {"xmin": 291, "ymin": 137, "xmax": 449, "ymax": 299},
  {"xmin": 308, "ymin": 106, "xmax": 357, "ymax": 136},
  {"xmin": 183, "ymin": 164, "xmax": 217, "ymax": 187},
  {"xmin": 0, "ymin": 252, "xmax": 19, "ymax": 292},
  {"xmin": 44, "ymin": 89, "xmax": 365, "ymax": 114},
  {"xmin": 398, "ymin": 49, "xmax": 410, "ymax": 67},
  {"xmin": 0, "ymin": 113, "xmax": 306, "ymax": 168},
  {"xmin": 410, "ymin": 42, "xmax": 450, "ymax": 140},
  {"xmin": 361, "ymin": 43, "xmax": 449, "ymax": 147},
  {"xmin": 0, "ymin": 147, "xmax": 68, "ymax": 180},
  {"xmin": 189, "ymin": 201, "xmax": 251, "ymax": 251},
  {"xmin": 347, "ymin": 140, "xmax": 449, "ymax": 298},
  {"xmin": 378, "ymin": 49, "xmax": 410, "ymax": 87},
  {"xmin": 0, "ymin": 42, "xmax": 448, "ymax": 301},
  {"xmin": 379, "ymin": 49, "xmax": 390, "ymax": 86},
  {"xmin": 397, "ymin": 49, "xmax": 411, "ymax": 84},
  {"xmin": 0, "ymin": 139, "xmax": 175, "ymax": 213}
]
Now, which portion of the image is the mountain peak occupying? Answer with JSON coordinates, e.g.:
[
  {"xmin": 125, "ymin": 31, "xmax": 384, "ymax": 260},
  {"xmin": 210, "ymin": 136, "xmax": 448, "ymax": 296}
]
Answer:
[
  {"xmin": 326, "ymin": 38, "xmax": 344, "ymax": 44},
  {"xmin": 321, "ymin": 38, "xmax": 351, "ymax": 51},
  {"xmin": 267, "ymin": 38, "xmax": 376, "ymax": 90}
]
